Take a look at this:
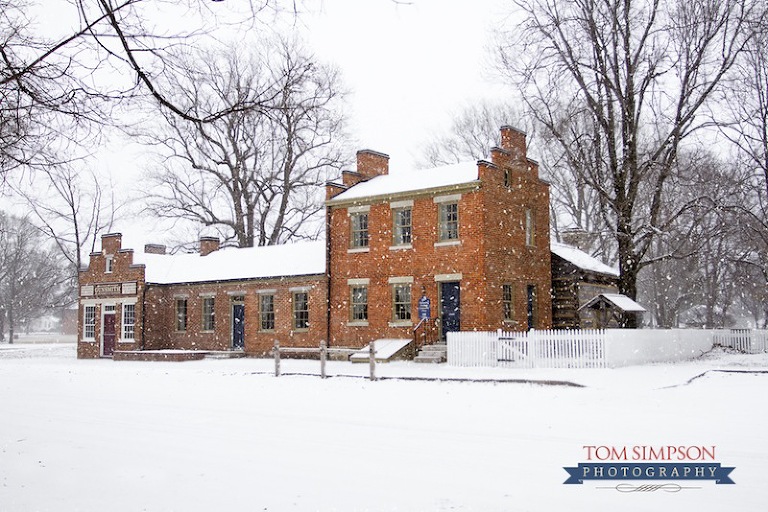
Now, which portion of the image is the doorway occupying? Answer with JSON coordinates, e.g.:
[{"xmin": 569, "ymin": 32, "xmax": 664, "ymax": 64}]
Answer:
[
  {"xmin": 231, "ymin": 298, "xmax": 245, "ymax": 350},
  {"xmin": 102, "ymin": 305, "xmax": 116, "ymax": 357},
  {"xmin": 440, "ymin": 281, "xmax": 461, "ymax": 340}
]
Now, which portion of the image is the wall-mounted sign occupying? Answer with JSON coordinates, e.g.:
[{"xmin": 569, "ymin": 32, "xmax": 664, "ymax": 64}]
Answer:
[{"xmin": 418, "ymin": 296, "xmax": 431, "ymax": 320}]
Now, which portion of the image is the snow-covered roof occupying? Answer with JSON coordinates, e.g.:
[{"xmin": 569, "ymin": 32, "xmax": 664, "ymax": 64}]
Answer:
[
  {"xmin": 133, "ymin": 240, "xmax": 326, "ymax": 285},
  {"xmin": 550, "ymin": 242, "xmax": 619, "ymax": 277},
  {"xmin": 580, "ymin": 293, "xmax": 647, "ymax": 312},
  {"xmin": 329, "ymin": 161, "xmax": 480, "ymax": 202}
]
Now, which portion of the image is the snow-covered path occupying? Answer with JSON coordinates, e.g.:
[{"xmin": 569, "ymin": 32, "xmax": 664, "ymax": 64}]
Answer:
[{"xmin": 1, "ymin": 344, "xmax": 766, "ymax": 511}]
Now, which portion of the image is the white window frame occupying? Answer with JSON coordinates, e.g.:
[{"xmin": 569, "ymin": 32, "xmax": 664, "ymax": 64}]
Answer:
[
  {"xmin": 122, "ymin": 303, "xmax": 136, "ymax": 340},
  {"xmin": 83, "ymin": 305, "xmax": 96, "ymax": 340}
]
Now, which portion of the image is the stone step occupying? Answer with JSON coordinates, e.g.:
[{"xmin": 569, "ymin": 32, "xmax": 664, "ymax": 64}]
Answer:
[
  {"xmin": 414, "ymin": 354, "xmax": 445, "ymax": 363},
  {"xmin": 204, "ymin": 350, "xmax": 247, "ymax": 359}
]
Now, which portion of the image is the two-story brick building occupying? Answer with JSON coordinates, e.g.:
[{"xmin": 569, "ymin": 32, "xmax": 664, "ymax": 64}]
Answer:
[
  {"xmin": 325, "ymin": 126, "xmax": 552, "ymax": 346},
  {"xmin": 78, "ymin": 126, "xmax": 569, "ymax": 359}
]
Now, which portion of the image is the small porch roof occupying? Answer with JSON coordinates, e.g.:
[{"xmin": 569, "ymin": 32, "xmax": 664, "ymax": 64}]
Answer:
[{"xmin": 579, "ymin": 293, "xmax": 646, "ymax": 313}]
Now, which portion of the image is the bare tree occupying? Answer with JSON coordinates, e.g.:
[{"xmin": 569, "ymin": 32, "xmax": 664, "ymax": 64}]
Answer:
[
  {"xmin": 12, "ymin": 163, "xmax": 120, "ymax": 276},
  {"xmin": 419, "ymin": 102, "xmax": 523, "ymax": 168},
  {"xmin": 0, "ymin": 213, "xmax": 72, "ymax": 343},
  {"xmin": 144, "ymin": 37, "xmax": 347, "ymax": 248},
  {"xmin": 1, "ymin": 0, "xmax": 280, "ymax": 182},
  {"xmin": 719, "ymin": 26, "xmax": 768, "ymax": 313},
  {"xmin": 497, "ymin": 0, "xmax": 759, "ymax": 317}
]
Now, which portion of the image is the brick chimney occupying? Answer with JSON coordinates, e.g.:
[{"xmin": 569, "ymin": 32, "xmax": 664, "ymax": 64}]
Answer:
[
  {"xmin": 326, "ymin": 181, "xmax": 348, "ymax": 200},
  {"xmin": 356, "ymin": 149, "xmax": 389, "ymax": 180},
  {"xmin": 499, "ymin": 126, "xmax": 527, "ymax": 160},
  {"xmin": 200, "ymin": 237, "xmax": 220, "ymax": 256},
  {"xmin": 101, "ymin": 233, "xmax": 122, "ymax": 254},
  {"xmin": 144, "ymin": 244, "xmax": 167, "ymax": 255}
]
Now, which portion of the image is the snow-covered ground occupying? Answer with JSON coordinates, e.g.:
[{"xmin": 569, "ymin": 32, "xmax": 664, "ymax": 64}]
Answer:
[{"xmin": 1, "ymin": 343, "xmax": 766, "ymax": 512}]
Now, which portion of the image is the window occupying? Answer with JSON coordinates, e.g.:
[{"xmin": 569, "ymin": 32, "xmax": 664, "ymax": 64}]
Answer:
[
  {"xmin": 175, "ymin": 298, "xmax": 187, "ymax": 331},
  {"xmin": 438, "ymin": 202, "xmax": 459, "ymax": 241},
  {"xmin": 502, "ymin": 285, "xmax": 514, "ymax": 322},
  {"xmin": 202, "ymin": 297, "xmax": 215, "ymax": 331},
  {"xmin": 105, "ymin": 256, "xmax": 114, "ymax": 273},
  {"xmin": 350, "ymin": 212, "xmax": 369, "ymax": 248},
  {"xmin": 525, "ymin": 208, "xmax": 535, "ymax": 246},
  {"xmin": 259, "ymin": 294, "xmax": 275, "ymax": 331},
  {"xmin": 293, "ymin": 292, "xmax": 309, "ymax": 330},
  {"xmin": 392, "ymin": 207, "xmax": 412, "ymax": 246},
  {"xmin": 84, "ymin": 306, "xmax": 96, "ymax": 339},
  {"xmin": 122, "ymin": 304, "xmax": 136, "ymax": 339},
  {"xmin": 350, "ymin": 286, "xmax": 368, "ymax": 322},
  {"xmin": 392, "ymin": 284, "xmax": 412, "ymax": 322},
  {"xmin": 526, "ymin": 285, "xmax": 537, "ymax": 330}
]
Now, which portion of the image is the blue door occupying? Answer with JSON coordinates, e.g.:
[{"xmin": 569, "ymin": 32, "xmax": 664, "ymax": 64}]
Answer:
[
  {"xmin": 441, "ymin": 281, "xmax": 461, "ymax": 339},
  {"xmin": 232, "ymin": 303, "xmax": 245, "ymax": 349}
]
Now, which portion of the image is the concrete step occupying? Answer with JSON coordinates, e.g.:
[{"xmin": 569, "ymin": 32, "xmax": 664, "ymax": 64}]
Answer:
[
  {"xmin": 204, "ymin": 350, "xmax": 247, "ymax": 359},
  {"xmin": 414, "ymin": 354, "xmax": 444, "ymax": 363}
]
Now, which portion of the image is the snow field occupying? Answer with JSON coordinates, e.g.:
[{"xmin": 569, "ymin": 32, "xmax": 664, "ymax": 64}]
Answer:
[{"xmin": 0, "ymin": 344, "xmax": 766, "ymax": 511}]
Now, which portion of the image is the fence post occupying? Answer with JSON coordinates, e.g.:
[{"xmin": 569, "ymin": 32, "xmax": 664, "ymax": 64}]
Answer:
[
  {"xmin": 369, "ymin": 340, "xmax": 376, "ymax": 381},
  {"xmin": 273, "ymin": 340, "xmax": 280, "ymax": 377},
  {"xmin": 320, "ymin": 340, "xmax": 327, "ymax": 379}
]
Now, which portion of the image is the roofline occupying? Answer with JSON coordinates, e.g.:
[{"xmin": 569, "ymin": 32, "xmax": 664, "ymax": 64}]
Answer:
[
  {"xmin": 145, "ymin": 272, "xmax": 326, "ymax": 288},
  {"xmin": 326, "ymin": 180, "xmax": 481, "ymax": 208}
]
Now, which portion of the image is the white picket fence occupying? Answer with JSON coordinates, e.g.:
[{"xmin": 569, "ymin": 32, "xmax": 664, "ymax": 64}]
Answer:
[
  {"xmin": 448, "ymin": 329, "xmax": 606, "ymax": 369},
  {"xmin": 712, "ymin": 329, "xmax": 768, "ymax": 354},
  {"xmin": 448, "ymin": 328, "xmax": 768, "ymax": 368}
]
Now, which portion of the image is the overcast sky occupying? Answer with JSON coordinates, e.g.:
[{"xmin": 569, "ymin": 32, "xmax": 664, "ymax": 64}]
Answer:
[{"xmin": 302, "ymin": 0, "xmax": 511, "ymax": 171}]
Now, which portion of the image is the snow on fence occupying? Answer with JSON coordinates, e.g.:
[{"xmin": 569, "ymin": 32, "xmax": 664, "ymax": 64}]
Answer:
[
  {"xmin": 448, "ymin": 328, "xmax": 768, "ymax": 369},
  {"xmin": 712, "ymin": 329, "xmax": 768, "ymax": 354}
]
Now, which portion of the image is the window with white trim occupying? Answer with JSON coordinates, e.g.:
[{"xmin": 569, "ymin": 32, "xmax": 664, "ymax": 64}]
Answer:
[
  {"xmin": 525, "ymin": 208, "xmax": 535, "ymax": 247},
  {"xmin": 438, "ymin": 202, "xmax": 459, "ymax": 241},
  {"xmin": 105, "ymin": 255, "xmax": 114, "ymax": 273},
  {"xmin": 392, "ymin": 207, "xmax": 412, "ymax": 246},
  {"xmin": 122, "ymin": 304, "xmax": 135, "ymax": 339},
  {"xmin": 350, "ymin": 285, "xmax": 368, "ymax": 322},
  {"xmin": 202, "ymin": 297, "xmax": 215, "ymax": 331},
  {"xmin": 84, "ymin": 306, "xmax": 96, "ymax": 339},
  {"xmin": 392, "ymin": 284, "xmax": 412, "ymax": 322},
  {"xmin": 350, "ymin": 212, "xmax": 369, "ymax": 249},
  {"xmin": 293, "ymin": 292, "xmax": 309, "ymax": 330},
  {"xmin": 260, "ymin": 294, "xmax": 275, "ymax": 331},
  {"xmin": 175, "ymin": 298, "xmax": 187, "ymax": 331}
]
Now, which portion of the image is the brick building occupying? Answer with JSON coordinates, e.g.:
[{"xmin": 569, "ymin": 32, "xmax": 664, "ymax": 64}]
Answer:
[
  {"xmin": 325, "ymin": 126, "xmax": 552, "ymax": 346},
  {"xmin": 77, "ymin": 126, "xmax": 591, "ymax": 359},
  {"xmin": 77, "ymin": 235, "xmax": 326, "ymax": 358}
]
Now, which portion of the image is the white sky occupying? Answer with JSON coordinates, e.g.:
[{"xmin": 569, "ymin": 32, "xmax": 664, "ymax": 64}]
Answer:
[{"xmin": 301, "ymin": 0, "xmax": 511, "ymax": 171}]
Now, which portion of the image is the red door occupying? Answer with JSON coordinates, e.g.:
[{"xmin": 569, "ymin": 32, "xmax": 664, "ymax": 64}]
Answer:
[{"xmin": 103, "ymin": 314, "xmax": 116, "ymax": 357}]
